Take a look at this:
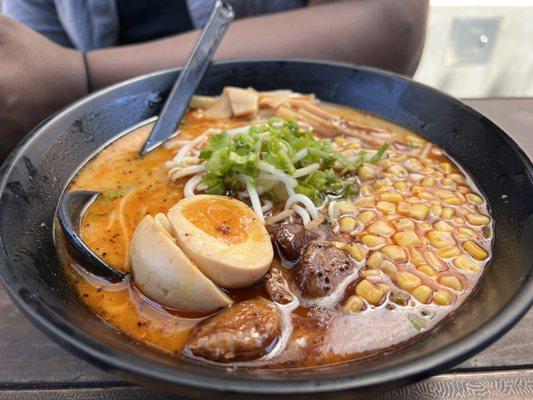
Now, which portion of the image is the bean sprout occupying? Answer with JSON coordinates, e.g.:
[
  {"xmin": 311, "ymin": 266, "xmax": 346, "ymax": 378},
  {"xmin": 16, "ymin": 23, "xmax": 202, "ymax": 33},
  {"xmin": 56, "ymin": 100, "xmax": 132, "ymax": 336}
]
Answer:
[
  {"xmin": 291, "ymin": 148, "xmax": 308, "ymax": 162},
  {"xmin": 184, "ymin": 174, "xmax": 204, "ymax": 198},
  {"xmin": 285, "ymin": 194, "xmax": 319, "ymax": 220},
  {"xmin": 246, "ymin": 178, "xmax": 264, "ymax": 222},
  {"xmin": 292, "ymin": 163, "xmax": 320, "ymax": 178},
  {"xmin": 261, "ymin": 199, "xmax": 273, "ymax": 213},
  {"xmin": 265, "ymin": 209, "xmax": 294, "ymax": 225},
  {"xmin": 291, "ymin": 204, "xmax": 310, "ymax": 226},
  {"xmin": 169, "ymin": 164, "xmax": 206, "ymax": 181}
]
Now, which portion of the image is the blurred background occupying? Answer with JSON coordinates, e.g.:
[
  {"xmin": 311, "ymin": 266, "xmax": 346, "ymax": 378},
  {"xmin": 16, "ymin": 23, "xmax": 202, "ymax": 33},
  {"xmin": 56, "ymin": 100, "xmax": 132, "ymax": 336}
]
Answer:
[
  {"xmin": 1, "ymin": 0, "xmax": 532, "ymax": 98},
  {"xmin": 414, "ymin": 0, "xmax": 533, "ymax": 98}
]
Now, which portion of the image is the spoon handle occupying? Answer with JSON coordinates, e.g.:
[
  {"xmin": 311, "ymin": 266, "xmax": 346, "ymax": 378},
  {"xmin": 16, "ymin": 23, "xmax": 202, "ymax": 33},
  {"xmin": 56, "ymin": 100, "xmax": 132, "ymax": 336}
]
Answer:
[{"xmin": 140, "ymin": 1, "xmax": 235, "ymax": 156}]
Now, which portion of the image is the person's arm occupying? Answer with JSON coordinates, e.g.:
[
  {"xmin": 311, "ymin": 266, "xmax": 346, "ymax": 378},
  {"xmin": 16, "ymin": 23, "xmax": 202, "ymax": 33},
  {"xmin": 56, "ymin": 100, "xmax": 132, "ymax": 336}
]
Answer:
[{"xmin": 88, "ymin": 0, "xmax": 428, "ymax": 89}]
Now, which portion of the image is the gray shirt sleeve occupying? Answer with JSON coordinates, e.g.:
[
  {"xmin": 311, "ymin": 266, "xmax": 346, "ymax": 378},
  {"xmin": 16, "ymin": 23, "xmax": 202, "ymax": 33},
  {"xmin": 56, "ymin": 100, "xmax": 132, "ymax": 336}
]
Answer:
[{"xmin": 2, "ymin": 0, "xmax": 74, "ymax": 47}]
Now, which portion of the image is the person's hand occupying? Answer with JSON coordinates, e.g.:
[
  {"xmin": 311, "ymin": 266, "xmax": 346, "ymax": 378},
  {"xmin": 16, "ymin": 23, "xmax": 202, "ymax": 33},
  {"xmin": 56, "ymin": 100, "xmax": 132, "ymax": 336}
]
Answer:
[{"xmin": 0, "ymin": 15, "xmax": 87, "ymax": 160}]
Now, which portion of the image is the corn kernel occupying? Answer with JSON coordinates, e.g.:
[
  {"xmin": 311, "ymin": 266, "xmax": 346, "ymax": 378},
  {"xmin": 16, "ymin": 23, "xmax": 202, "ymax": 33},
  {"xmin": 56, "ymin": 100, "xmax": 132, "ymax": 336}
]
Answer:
[
  {"xmin": 441, "ymin": 207, "xmax": 455, "ymax": 219},
  {"xmin": 345, "ymin": 243, "xmax": 367, "ymax": 262},
  {"xmin": 368, "ymin": 220, "xmax": 394, "ymax": 236},
  {"xmin": 434, "ymin": 220, "xmax": 454, "ymax": 232},
  {"xmin": 395, "ymin": 271, "xmax": 422, "ymax": 291},
  {"xmin": 435, "ymin": 189, "xmax": 454, "ymax": 199},
  {"xmin": 358, "ymin": 164, "xmax": 378, "ymax": 181},
  {"xmin": 418, "ymin": 191, "xmax": 436, "ymax": 200},
  {"xmin": 457, "ymin": 227, "xmax": 476, "ymax": 239},
  {"xmin": 421, "ymin": 177, "xmax": 435, "ymax": 187},
  {"xmin": 465, "ymin": 213, "xmax": 490, "ymax": 226},
  {"xmin": 357, "ymin": 210, "xmax": 376, "ymax": 226},
  {"xmin": 404, "ymin": 158, "xmax": 423, "ymax": 171},
  {"xmin": 453, "ymin": 254, "xmax": 480, "ymax": 272},
  {"xmin": 337, "ymin": 200, "xmax": 357, "ymax": 214},
  {"xmin": 419, "ymin": 221, "xmax": 432, "ymax": 231},
  {"xmin": 428, "ymin": 231, "xmax": 456, "ymax": 249},
  {"xmin": 405, "ymin": 134, "xmax": 425, "ymax": 148},
  {"xmin": 438, "ymin": 275, "xmax": 463, "ymax": 291},
  {"xmin": 374, "ymin": 283, "xmax": 389, "ymax": 293},
  {"xmin": 457, "ymin": 185, "xmax": 470, "ymax": 193},
  {"xmin": 434, "ymin": 290, "xmax": 452, "ymax": 306},
  {"xmin": 361, "ymin": 234, "xmax": 386, "ymax": 248},
  {"xmin": 342, "ymin": 295, "xmax": 365, "ymax": 313},
  {"xmin": 443, "ymin": 197, "xmax": 464, "ymax": 206},
  {"xmin": 409, "ymin": 247, "xmax": 425, "ymax": 265},
  {"xmin": 382, "ymin": 245, "xmax": 408, "ymax": 263},
  {"xmin": 425, "ymin": 252, "xmax": 445, "ymax": 272},
  {"xmin": 340, "ymin": 217, "xmax": 358, "ymax": 233},
  {"xmin": 360, "ymin": 269, "xmax": 381, "ymax": 277},
  {"xmin": 397, "ymin": 202, "xmax": 411, "ymax": 215},
  {"xmin": 375, "ymin": 186, "xmax": 392, "ymax": 195},
  {"xmin": 437, "ymin": 246, "xmax": 461, "ymax": 259},
  {"xmin": 366, "ymin": 251, "xmax": 384, "ymax": 268},
  {"xmin": 355, "ymin": 198, "xmax": 376, "ymax": 208},
  {"xmin": 412, "ymin": 285, "xmax": 433, "ymax": 303},
  {"xmin": 463, "ymin": 241, "xmax": 488, "ymax": 260},
  {"xmin": 454, "ymin": 217, "xmax": 465, "ymax": 225},
  {"xmin": 393, "ymin": 218, "xmax": 415, "ymax": 231},
  {"xmin": 430, "ymin": 205, "xmax": 443, "ymax": 217},
  {"xmin": 448, "ymin": 173, "xmax": 465, "ymax": 183},
  {"xmin": 331, "ymin": 241, "xmax": 347, "ymax": 250},
  {"xmin": 417, "ymin": 264, "xmax": 438, "ymax": 277},
  {"xmin": 392, "ymin": 231, "xmax": 421, "ymax": 247},
  {"xmin": 441, "ymin": 178, "xmax": 454, "ymax": 187},
  {"xmin": 379, "ymin": 192, "xmax": 403, "ymax": 203},
  {"xmin": 376, "ymin": 201, "xmax": 396, "ymax": 214},
  {"xmin": 411, "ymin": 185, "xmax": 425, "ymax": 195},
  {"xmin": 439, "ymin": 162, "xmax": 453, "ymax": 173},
  {"xmin": 387, "ymin": 165, "xmax": 408, "ymax": 177},
  {"xmin": 378, "ymin": 260, "xmax": 398, "ymax": 276},
  {"xmin": 408, "ymin": 204, "xmax": 429, "ymax": 220},
  {"xmin": 466, "ymin": 193, "xmax": 483, "ymax": 205},
  {"xmin": 394, "ymin": 182, "xmax": 409, "ymax": 192},
  {"xmin": 360, "ymin": 185, "xmax": 373, "ymax": 197},
  {"xmin": 374, "ymin": 178, "xmax": 392, "ymax": 189},
  {"xmin": 356, "ymin": 279, "xmax": 384, "ymax": 306}
]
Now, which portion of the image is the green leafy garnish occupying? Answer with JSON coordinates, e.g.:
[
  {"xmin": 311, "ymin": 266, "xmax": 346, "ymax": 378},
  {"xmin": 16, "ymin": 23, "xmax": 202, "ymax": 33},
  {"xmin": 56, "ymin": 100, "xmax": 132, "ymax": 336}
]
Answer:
[
  {"xmin": 408, "ymin": 316, "xmax": 424, "ymax": 331},
  {"xmin": 103, "ymin": 186, "xmax": 135, "ymax": 200},
  {"xmin": 199, "ymin": 119, "xmax": 359, "ymax": 203},
  {"xmin": 370, "ymin": 143, "xmax": 390, "ymax": 163}
]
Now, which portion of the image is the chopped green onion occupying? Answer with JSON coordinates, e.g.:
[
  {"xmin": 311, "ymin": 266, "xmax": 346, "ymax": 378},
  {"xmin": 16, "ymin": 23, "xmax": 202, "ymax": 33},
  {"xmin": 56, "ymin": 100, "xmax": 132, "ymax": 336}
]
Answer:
[
  {"xmin": 103, "ymin": 186, "xmax": 134, "ymax": 200},
  {"xmin": 198, "ymin": 120, "xmax": 358, "ymax": 203},
  {"xmin": 370, "ymin": 143, "xmax": 390, "ymax": 163},
  {"xmin": 408, "ymin": 316, "xmax": 424, "ymax": 331}
]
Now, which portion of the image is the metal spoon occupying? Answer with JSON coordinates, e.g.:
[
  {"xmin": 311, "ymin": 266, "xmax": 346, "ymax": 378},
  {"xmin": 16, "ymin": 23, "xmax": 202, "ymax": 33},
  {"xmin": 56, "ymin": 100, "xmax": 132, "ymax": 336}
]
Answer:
[
  {"xmin": 58, "ymin": 1, "xmax": 234, "ymax": 281},
  {"xmin": 140, "ymin": 0, "xmax": 235, "ymax": 155}
]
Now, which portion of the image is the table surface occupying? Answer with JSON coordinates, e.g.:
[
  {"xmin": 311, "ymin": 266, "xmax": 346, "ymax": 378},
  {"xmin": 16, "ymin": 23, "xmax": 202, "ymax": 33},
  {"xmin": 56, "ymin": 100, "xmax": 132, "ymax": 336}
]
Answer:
[{"xmin": 0, "ymin": 98, "xmax": 531, "ymax": 400}]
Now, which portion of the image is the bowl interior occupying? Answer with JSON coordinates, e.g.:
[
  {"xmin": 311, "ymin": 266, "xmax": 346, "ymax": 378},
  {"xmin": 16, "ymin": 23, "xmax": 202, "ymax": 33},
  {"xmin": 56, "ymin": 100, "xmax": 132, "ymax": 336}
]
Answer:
[{"xmin": 0, "ymin": 60, "xmax": 531, "ymax": 394}]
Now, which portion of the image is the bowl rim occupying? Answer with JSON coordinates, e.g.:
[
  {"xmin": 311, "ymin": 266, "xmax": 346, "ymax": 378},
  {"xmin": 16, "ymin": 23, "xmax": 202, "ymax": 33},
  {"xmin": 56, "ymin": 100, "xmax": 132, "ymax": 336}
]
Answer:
[{"xmin": 0, "ymin": 58, "xmax": 532, "ymax": 395}]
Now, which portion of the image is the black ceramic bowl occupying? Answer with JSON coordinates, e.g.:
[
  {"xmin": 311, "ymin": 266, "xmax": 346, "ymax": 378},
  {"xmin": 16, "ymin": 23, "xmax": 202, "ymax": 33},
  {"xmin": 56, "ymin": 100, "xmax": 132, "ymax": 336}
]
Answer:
[{"xmin": 0, "ymin": 60, "xmax": 531, "ymax": 398}]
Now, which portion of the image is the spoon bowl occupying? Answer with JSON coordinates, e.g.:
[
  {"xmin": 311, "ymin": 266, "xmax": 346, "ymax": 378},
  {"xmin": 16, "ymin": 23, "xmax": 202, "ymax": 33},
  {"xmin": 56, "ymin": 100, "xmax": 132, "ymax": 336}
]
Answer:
[{"xmin": 57, "ymin": 190, "xmax": 127, "ymax": 281}]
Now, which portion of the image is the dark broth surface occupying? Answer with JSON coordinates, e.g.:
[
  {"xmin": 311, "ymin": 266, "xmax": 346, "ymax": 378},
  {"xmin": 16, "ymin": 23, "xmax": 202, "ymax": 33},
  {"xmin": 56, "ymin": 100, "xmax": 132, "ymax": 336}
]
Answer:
[{"xmin": 57, "ymin": 102, "xmax": 493, "ymax": 368}]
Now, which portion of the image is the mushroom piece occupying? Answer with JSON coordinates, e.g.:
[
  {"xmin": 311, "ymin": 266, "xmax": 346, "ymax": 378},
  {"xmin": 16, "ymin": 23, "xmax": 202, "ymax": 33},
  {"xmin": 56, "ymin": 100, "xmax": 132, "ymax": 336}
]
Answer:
[{"xmin": 130, "ymin": 213, "xmax": 233, "ymax": 313}]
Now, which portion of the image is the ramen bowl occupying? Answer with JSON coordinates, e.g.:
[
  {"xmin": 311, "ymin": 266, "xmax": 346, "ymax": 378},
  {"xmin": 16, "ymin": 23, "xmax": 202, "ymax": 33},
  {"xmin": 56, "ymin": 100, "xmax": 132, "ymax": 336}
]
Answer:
[{"xmin": 0, "ymin": 60, "xmax": 531, "ymax": 398}]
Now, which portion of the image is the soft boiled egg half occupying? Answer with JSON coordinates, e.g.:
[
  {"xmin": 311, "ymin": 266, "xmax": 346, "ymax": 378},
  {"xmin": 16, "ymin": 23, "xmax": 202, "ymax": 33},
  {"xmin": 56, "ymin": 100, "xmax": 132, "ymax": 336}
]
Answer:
[
  {"xmin": 167, "ymin": 195, "xmax": 274, "ymax": 288},
  {"xmin": 130, "ymin": 195, "xmax": 273, "ymax": 313}
]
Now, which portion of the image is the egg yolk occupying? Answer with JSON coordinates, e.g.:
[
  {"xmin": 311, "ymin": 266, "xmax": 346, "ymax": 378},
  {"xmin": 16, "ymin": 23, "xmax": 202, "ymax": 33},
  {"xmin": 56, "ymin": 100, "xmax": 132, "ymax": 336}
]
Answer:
[{"xmin": 181, "ymin": 197, "xmax": 253, "ymax": 244}]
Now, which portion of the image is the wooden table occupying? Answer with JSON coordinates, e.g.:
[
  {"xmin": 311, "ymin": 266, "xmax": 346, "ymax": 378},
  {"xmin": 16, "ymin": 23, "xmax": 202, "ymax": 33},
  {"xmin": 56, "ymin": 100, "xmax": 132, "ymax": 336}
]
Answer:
[{"xmin": 0, "ymin": 98, "xmax": 531, "ymax": 399}]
